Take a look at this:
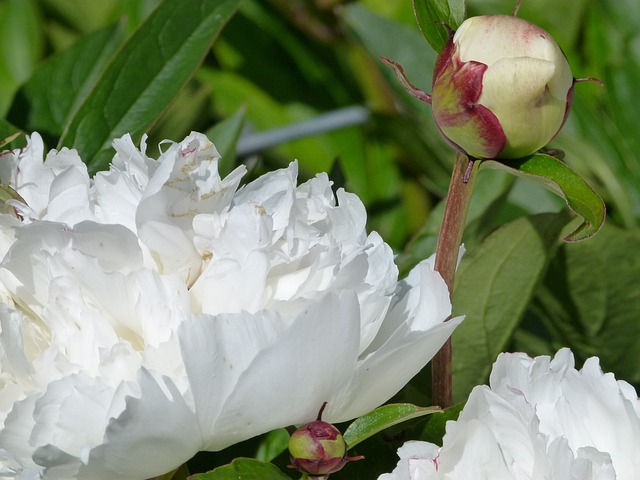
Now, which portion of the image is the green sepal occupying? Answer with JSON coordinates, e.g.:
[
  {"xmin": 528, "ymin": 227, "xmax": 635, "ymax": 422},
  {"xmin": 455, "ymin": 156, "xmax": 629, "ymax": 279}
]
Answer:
[
  {"xmin": 0, "ymin": 184, "xmax": 27, "ymax": 217},
  {"xmin": 1, "ymin": 132, "xmax": 21, "ymax": 149}
]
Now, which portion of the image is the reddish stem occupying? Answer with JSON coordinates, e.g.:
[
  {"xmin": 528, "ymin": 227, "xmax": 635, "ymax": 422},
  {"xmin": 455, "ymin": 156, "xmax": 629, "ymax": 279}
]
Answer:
[{"xmin": 431, "ymin": 153, "xmax": 479, "ymax": 408}]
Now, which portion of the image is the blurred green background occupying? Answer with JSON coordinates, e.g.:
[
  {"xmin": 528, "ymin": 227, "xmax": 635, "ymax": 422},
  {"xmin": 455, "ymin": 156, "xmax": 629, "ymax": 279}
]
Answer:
[
  {"xmin": 3, "ymin": 0, "xmax": 639, "ymax": 241},
  {"xmin": 1, "ymin": 0, "xmax": 639, "ymax": 476}
]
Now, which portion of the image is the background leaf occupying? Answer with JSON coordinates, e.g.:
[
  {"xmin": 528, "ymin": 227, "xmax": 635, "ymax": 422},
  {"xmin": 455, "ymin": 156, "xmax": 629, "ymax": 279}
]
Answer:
[
  {"xmin": 189, "ymin": 458, "xmax": 292, "ymax": 480},
  {"xmin": 255, "ymin": 429, "xmax": 290, "ymax": 463},
  {"xmin": 0, "ymin": 0, "xmax": 43, "ymax": 115},
  {"xmin": 451, "ymin": 212, "xmax": 570, "ymax": 401},
  {"xmin": 205, "ymin": 107, "xmax": 246, "ymax": 177},
  {"xmin": 412, "ymin": 0, "xmax": 466, "ymax": 52},
  {"xmin": 6, "ymin": 21, "xmax": 126, "ymax": 144},
  {"xmin": 59, "ymin": 0, "xmax": 240, "ymax": 173},
  {"xmin": 532, "ymin": 222, "xmax": 640, "ymax": 384},
  {"xmin": 420, "ymin": 402, "xmax": 465, "ymax": 446},
  {"xmin": 0, "ymin": 118, "xmax": 24, "ymax": 150}
]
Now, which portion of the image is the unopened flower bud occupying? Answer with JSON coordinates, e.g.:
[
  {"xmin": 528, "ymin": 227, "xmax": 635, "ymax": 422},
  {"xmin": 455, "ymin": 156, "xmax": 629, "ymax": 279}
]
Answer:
[
  {"xmin": 288, "ymin": 403, "xmax": 362, "ymax": 477},
  {"xmin": 431, "ymin": 15, "xmax": 574, "ymax": 159}
]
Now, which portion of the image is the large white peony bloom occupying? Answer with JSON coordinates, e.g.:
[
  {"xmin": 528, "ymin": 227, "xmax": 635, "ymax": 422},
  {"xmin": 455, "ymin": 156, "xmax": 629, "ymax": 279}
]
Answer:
[
  {"xmin": 380, "ymin": 348, "xmax": 640, "ymax": 480},
  {"xmin": 0, "ymin": 132, "xmax": 461, "ymax": 479}
]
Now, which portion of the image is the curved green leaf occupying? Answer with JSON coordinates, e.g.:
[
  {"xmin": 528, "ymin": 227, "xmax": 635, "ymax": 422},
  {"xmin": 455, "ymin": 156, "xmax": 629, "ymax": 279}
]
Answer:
[
  {"xmin": 7, "ymin": 22, "xmax": 126, "ymax": 141},
  {"xmin": 343, "ymin": 403, "xmax": 441, "ymax": 449},
  {"xmin": 412, "ymin": 0, "xmax": 465, "ymax": 52},
  {"xmin": 189, "ymin": 458, "xmax": 292, "ymax": 480},
  {"xmin": 59, "ymin": 0, "xmax": 240, "ymax": 173},
  {"xmin": 481, "ymin": 154, "xmax": 606, "ymax": 242}
]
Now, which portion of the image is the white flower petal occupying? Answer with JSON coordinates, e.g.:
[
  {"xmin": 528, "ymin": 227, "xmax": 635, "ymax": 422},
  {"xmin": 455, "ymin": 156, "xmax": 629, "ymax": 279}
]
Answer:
[{"xmin": 179, "ymin": 291, "xmax": 361, "ymax": 450}]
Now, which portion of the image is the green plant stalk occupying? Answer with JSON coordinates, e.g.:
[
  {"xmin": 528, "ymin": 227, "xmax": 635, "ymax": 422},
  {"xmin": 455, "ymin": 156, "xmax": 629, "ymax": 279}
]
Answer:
[{"xmin": 431, "ymin": 152, "xmax": 479, "ymax": 408}]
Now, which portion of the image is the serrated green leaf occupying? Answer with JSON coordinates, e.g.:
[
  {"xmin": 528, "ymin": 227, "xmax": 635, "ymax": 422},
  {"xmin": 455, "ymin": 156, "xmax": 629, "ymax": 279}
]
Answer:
[
  {"xmin": 343, "ymin": 403, "xmax": 441, "ymax": 449},
  {"xmin": 451, "ymin": 212, "xmax": 570, "ymax": 402},
  {"xmin": 59, "ymin": 0, "xmax": 240, "ymax": 173},
  {"xmin": 481, "ymin": 154, "xmax": 606, "ymax": 242},
  {"xmin": 412, "ymin": 0, "xmax": 466, "ymax": 52},
  {"xmin": 7, "ymin": 22, "xmax": 126, "ymax": 142},
  {"xmin": 189, "ymin": 458, "xmax": 292, "ymax": 480}
]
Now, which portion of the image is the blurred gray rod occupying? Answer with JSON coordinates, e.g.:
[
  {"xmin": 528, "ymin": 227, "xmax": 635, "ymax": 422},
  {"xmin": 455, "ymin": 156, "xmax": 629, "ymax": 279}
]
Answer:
[{"xmin": 235, "ymin": 105, "xmax": 370, "ymax": 158}]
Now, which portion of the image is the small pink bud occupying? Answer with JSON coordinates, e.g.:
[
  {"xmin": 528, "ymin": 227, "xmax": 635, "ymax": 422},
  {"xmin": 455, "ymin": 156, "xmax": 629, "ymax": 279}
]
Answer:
[{"xmin": 288, "ymin": 403, "xmax": 362, "ymax": 478}]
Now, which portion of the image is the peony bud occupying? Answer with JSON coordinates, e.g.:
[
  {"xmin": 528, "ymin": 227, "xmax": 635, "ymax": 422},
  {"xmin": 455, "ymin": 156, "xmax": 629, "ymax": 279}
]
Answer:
[
  {"xmin": 288, "ymin": 403, "xmax": 362, "ymax": 478},
  {"xmin": 431, "ymin": 15, "xmax": 574, "ymax": 159}
]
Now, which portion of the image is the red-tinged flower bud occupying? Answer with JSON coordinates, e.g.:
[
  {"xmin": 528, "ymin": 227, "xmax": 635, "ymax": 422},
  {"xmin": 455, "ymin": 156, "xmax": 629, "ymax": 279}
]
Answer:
[
  {"xmin": 288, "ymin": 403, "xmax": 362, "ymax": 478},
  {"xmin": 431, "ymin": 15, "xmax": 574, "ymax": 159}
]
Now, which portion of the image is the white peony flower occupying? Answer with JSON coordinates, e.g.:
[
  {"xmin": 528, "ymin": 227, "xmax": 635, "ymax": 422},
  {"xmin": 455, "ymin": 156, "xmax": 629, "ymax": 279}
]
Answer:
[
  {"xmin": 0, "ymin": 132, "xmax": 462, "ymax": 479},
  {"xmin": 380, "ymin": 348, "xmax": 640, "ymax": 480}
]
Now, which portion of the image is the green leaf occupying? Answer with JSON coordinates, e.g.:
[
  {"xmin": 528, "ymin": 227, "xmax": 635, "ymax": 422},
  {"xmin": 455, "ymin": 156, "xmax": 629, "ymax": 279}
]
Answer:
[
  {"xmin": 481, "ymin": 153, "xmax": 606, "ymax": 242},
  {"xmin": 59, "ymin": 0, "xmax": 241, "ymax": 173},
  {"xmin": 0, "ymin": 118, "xmax": 24, "ymax": 150},
  {"xmin": 420, "ymin": 402, "xmax": 465, "ymax": 446},
  {"xmin": 155, "ymin": 463, "xmax": 190, "ymax": 480},
  {"xmin": 412, "ymin": 0, "xmax": 466, "ymax": 52},
  {"xmin": 197, "ymin": 67, "xmax": 334, "ymax": 176},
  {"xmin": 189, "ymin": 458, "xmax": 292, "ymax": 480},
  {"xmin": 204, "ymin": 107, "xmax": 246, "ymax": 178},
  {"xmin": 343, "ymin": 403, "xmax": 441, "ymax": 449},
  {"xmin": 398, "ymin": 168, "xmax": 516, "ymax": 275},
  {"xmin": 451, "ymin": 212, "xmax": 570, "ymax": 401},
  {"xmin": 0, "ymin": 0, "xmax": 43, "ymax": 115},
  {"xmin": 6, "ymin": 22, "xmax": 126, "ymax": 142},
  {"xmin": 534, "ymin": 223, "xmax": 640, "ymax": 384},
  {"xmin": 255, "ymin": 428, "xmax": 290, "ymax": 463}
]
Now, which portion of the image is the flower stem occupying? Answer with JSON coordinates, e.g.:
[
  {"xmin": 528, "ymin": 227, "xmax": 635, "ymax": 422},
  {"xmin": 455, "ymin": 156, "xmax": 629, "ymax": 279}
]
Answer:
[{"xmin": 431, "ymin": 152, "xmax": 479, "ymax": 408}]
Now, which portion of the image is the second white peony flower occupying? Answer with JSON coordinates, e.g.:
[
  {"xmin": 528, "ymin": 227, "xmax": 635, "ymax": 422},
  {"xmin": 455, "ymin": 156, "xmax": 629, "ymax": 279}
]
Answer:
[
  {"xmin": 380, "ymin": 348, "xmax": 640, "ymax": 480},
  {"xmin": 0, "ymin": 132, "xmax": 462, "ymax": 479}
]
